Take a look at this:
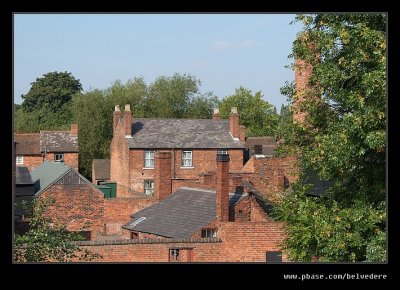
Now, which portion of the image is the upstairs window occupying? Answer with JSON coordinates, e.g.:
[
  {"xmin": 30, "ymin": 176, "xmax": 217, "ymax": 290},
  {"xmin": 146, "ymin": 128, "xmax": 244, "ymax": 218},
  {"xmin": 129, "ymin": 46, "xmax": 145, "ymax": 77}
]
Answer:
[
  {"xmin": 16, "ymin": 156, "xmax": 23, "ymax": 165},
  {"xmin": 54, "ymin": 153, "xmax": 64, "ymax": 162},
  {"xmin": 144, "ymin": 180, "xmax": 154, "ymax": 196},
  {"xmin": 201, "ymin": 228, "xmax": 217, "ymax": 238},
  {"xmin": 144, "ymin": 150, "xmax": 155, "ymax": 168},
  {"xmin": 182, "ymin": 150, "xmax": 192, "ymax": 167},
  {"xmin": 217, "ymin": 150, "xmax": 228, "ymax": 154}
]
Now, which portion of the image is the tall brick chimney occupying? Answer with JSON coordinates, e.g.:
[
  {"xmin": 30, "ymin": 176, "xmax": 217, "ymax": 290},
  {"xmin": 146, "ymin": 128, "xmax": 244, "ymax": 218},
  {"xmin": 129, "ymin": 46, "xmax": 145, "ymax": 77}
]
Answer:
[
  {"xmin": 293, "ymin": 33, "xmax": 319, "ymax": 124},
  {"xmin": 113, "ymin": 105, "xmax": 121, "ymax": 132},
  {"xmin": 216, "ymin": 153, "xmax": 230, "ymax": 222},
  {"xmin": 293, "ymin": 58, "xmax": 313, "ymax": 124},
  {"xmin": 212, "ymin": 108, "xmax": 221, "ymax": 120},
  {"xmin": 70, "ymin": 124, "xmax": 78, "ymax": 137},
  {"xmin": 154, "ymin": 151, "xmax": 172, "ymax": 200},
  {"xmin": 229, "ymin": 107, "xmax": 239, "ymax": 139},
  {"xmin": 239, "ymin": 125, "xmax": 246, "ymax": 142},
  {"xmin": 123, "ymin": 104, "xmax": 132, "ymax": 137}
]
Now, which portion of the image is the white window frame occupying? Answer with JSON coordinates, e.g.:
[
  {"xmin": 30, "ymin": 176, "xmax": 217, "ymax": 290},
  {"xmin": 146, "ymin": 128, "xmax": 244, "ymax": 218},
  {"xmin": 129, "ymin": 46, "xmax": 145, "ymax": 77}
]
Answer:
[
  {"xmin": 181, "ymin": 150, "xmax": 193, "ymax": 167},
  {"xmin": 217, "ymin": 150, "xmax": 228, "ymax": 154},
  {"xmin": 144, "ymin": 180, "xmax": 154, "ymax": 195},
  {"xmin": 16, "ymin": 155, "xmax": 23, "ymax": 165},
  {"xmin": 201, "ymin": 228, "xmax": 217, "ymax": 238},
  {"xmin": 144, "ymin": 150, "xmax": 155, "ymax": 168},
  {"xmin": 54, "ymin": 153, "xmax": 64, "ymax": 162}
]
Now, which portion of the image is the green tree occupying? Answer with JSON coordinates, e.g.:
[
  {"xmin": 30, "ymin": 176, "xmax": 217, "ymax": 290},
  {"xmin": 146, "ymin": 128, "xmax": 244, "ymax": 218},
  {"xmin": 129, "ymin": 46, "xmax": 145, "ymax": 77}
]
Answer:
[
  {"xmin": 14, "ymin": 198, "xmax": 101, "ymax": 262},
  {"xmin": 21, "ymin": 71, "xmax": 82, "ymax": 113},
  {"xmin": 277, "ymin": 14, "xmax": 386, "ymax": 262},
  {"xmin": 143, "ymin": 73, "xmax": 201, "ymax": 118},
  {"xmin": 219, "ymin": 86, "xmax": 278, "ymax": 137},
  {"xmin": 186, "ymin": 93, "xmax": 220, "ymax": 119},
  {"xmin": 73, "ymin": 90, "xmax": 113, "ymax": 178}
]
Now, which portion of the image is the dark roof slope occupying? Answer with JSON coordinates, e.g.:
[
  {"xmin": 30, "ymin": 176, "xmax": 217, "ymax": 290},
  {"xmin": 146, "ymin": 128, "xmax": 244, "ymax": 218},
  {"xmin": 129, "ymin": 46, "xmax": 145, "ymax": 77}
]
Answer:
[
  {"xmin": 128, "ymin": 118, "xmax": 245, "ymax": 149},
  {"xmin": 31, "ymin": 161, "xmax": 70, "ymax": 195},
  {"xmin": 16, "ymin": 166, "xmax": 33, "ymax": 185},
  {"xmin": 14, "ymin": 133, "xmax": 41, "ymax": 155},
  {"xmin": 40, "ymin": 131, "xmax": 78, "ymax": 153},
  {"xmin": 92, "ymin": 159, "xmax": 110, "ymax": 180},
  {"xmin": 122, "ymin": 187, "xmax": 247, "ymax": 238}
]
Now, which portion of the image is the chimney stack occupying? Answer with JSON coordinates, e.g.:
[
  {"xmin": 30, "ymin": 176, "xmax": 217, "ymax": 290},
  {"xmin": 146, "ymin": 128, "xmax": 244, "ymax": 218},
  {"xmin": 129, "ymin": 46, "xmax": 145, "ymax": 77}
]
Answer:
[
  {"xmin": 216, "ymin": 153, "xmax": 230, "ymax": 222},
  {"xmin": 113, "ymin": 105, "xmax": 121, "ymax": 132},
  {"xmin": 124, "ymin": 104, "xmax": 132, "ymax": 137},
  {"xmin": 212, "ymin": 108, "xmax": 221, "ymax": 120},
  {"xmin": 70, "ymin": 124, "xmax": 78, "ymax": 137},
  {"xmin": 229, "ymin": 107, "xmax": 240, "ymax": 139},
  {"xmin": 154, "ymin": 151, "xmax": 172, "ymax": 200},
  {"xmin": 239, "ymin": 125, "xmax": 246, "ymax": 142},
  {"xmin": 293, "ymin": 32, "xmax": 319, "ymax": 124}
]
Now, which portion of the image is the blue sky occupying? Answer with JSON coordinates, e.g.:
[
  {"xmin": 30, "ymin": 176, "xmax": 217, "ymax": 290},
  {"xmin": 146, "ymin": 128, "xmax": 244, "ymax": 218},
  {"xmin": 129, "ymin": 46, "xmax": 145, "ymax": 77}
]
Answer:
[{"xmin": 14, "ymin": 14, "xmax": 303, "ymax": 110}]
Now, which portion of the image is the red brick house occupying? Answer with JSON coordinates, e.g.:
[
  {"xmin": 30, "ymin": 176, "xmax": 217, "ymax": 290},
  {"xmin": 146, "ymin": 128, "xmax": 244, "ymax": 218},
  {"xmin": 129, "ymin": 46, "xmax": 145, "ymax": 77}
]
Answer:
[
  {"xmin": 79, "ymin": 152, "xmax": 286, "ymax": 262},
  {"xmin": 110, "ymin": 105, "xmax": 246, "ymax": 197},
  {"xmin": 29, "ymin": 161, "xmax": 104, "ymax": 240},
  {"xmin": 14, "ymin": 124, "xmax": 79, "ymax": 171}
]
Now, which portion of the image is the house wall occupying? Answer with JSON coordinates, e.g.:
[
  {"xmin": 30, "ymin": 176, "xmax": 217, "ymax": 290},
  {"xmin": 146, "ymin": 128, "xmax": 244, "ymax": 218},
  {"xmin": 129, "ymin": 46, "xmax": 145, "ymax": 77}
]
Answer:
[
  {"xmin": 241, "ymin": 156, "xmax": 299, "ymax": 202},
  {"xmin": 103, "ymin": 198, "xmax": 157, "ymax": 235},
  {"xmin": 43, "ymin": 152, "xmax": 78, "ymax": 170},
  {"xmin": 77, "ymin": 220, "xmax": 286, "ymax": 262},
  {"xmin": 38, "ymin": 183, "xmax": 104, "ymax": 240},
  {"xmin": 126, "ymin": 149, "xmax": 244, "ymax": 194},
  {"xmin": 17, "ymin": 155, "xmax": 43, "ymax": 171}
]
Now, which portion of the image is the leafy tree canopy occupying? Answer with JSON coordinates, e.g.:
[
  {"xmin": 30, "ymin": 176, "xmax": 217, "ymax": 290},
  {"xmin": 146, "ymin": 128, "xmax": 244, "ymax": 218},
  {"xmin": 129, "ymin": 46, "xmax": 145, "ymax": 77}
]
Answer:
[
  {"xmin": 219, "ymin": 86, "xmax": 278, "ymax": 137},
  {"xmin": 276, "ymin": 14, "xmax": 386, "ymax": 262},
  {"xmin": 21, "ymin": 71, "xmax": 82, "ymax": 113}
]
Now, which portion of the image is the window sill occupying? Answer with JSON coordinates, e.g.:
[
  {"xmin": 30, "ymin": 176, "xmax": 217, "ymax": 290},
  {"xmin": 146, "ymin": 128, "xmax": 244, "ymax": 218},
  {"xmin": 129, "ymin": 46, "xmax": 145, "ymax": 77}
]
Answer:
[
  {"xmin": 142, "ymin": 167, "xmax": 154, "ymax": 170},
  {"xmin": 180, "ymin": 166, "xmax": 194, "ymax": 169}
]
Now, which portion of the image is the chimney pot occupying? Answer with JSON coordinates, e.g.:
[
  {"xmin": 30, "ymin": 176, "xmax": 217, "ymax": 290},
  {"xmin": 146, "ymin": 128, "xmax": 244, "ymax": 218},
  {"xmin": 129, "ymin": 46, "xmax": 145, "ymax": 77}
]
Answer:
[
  {"xmin": 124, "ymin": 104, "xmax": 131, "ymax": 111},
  {"xmin": 115, "ymin": 105, "xmax": 120, "ymax": 111},
  {"xmin": 231, "ymin": 107, "xmax": 238, "ymax": 114}
]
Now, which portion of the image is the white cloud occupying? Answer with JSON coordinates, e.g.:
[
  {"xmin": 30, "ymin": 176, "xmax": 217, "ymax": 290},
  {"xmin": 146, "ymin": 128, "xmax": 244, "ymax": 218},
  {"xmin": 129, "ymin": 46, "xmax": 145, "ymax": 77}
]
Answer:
[{"xmin": 211, "ymin": 39, "xmax": 260, "ymax": 51}]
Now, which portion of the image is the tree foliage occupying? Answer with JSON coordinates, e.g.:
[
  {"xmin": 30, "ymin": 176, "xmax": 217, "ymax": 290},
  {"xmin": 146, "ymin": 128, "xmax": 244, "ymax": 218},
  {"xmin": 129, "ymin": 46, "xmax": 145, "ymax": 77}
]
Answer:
[
  {"xmin": 219, "ymin": 86, "xmax": 278, "ymax": 137},
  {"xmin": 21, "ymin": 71, "xmax": 82, "ymax": 113},
  {"xmin": 15, "ymin": 71, "xmax": 82, "ymax": 132},
  {"xmin": 276, "ymin": 14, "xmax": 386, "ymax": 262},
  {"xmin": 14, "ymin": 198, "xmax": 101, "ymax": 262}
]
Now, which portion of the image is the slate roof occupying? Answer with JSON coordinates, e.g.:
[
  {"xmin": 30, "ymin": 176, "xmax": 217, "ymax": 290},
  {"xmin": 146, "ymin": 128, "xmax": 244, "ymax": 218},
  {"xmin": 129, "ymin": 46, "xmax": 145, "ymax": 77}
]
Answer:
[
  {"xmin": 16, "ymin": 166, "xmax": 33, "ymax": 185},
  {"xmin": 92, "ymin": 159, "xmax": 110, "ymax": 180},
  {"xmin": 127, "ymin": 118, "xmax": 245, "ymax": 149},
  {"xmin": 15, "ymin": 166, "xmax": 35, "ymax": 197},
  {"xmin": 40, "ymin": 131, "xmax": 78, "ymax": 153},
  {"xmin": 245, "ymin": 136, "xmax": 277, "ymax": 157},
  {"xmin": 122, "ymin": 187, "xmax": 248, "ymax": 238},
  {"xmin": 14, "ymin": 133, "xmax": 41, "ymax": 155},
  {"xmin": 31, "ymin": 161, "xmax": 70, "ymax": 195}
]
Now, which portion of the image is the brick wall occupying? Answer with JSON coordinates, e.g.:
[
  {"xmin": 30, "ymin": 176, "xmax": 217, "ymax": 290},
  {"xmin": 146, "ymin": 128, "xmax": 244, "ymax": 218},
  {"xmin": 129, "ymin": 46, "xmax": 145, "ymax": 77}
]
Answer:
[
  {"xmin": 110, "ymin": 121, "xmax": 130, "ymax": 197},
  {"xmin": 128, "ymin": 150, "xmax": 154, "ymax": 193},
  {"xmin": 103, "ymin": 198, "xmax": 157, "ymax": 235},
  {"xmin": 241, "ymin": 156, "xmax": 299, "ymax": 202},
  {"xmin": 43, "ymin": 153, "xmax": 78, "ymax": 170},
  {"xmin": 127, "ymin": 149, "xmax": 244, "ymax": 194},
  {"xmin": 39, "ymin": 183, "xmax": 104, "ymax": 240},
  {"xmin": 18, "ymin": 155, "xmax": 43, "ymax": 171},
  {"xmin": 77, "ymin": 220, "xmax": 285, "ymax": 262}
]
